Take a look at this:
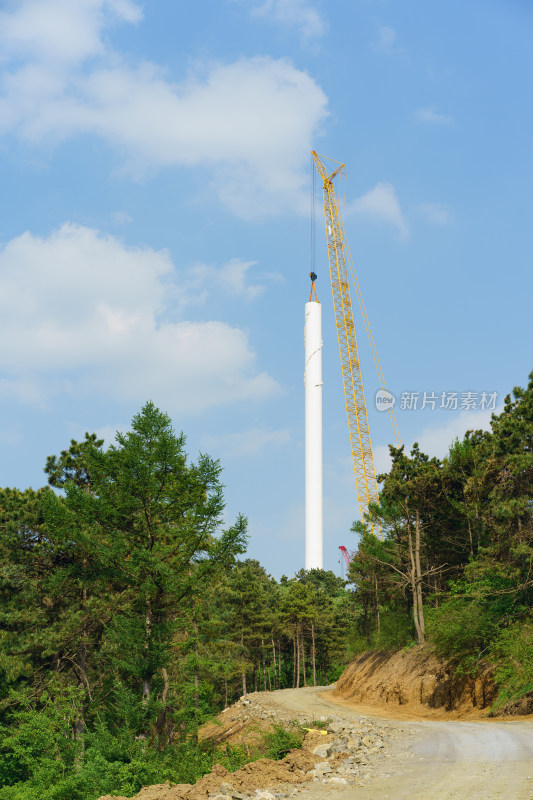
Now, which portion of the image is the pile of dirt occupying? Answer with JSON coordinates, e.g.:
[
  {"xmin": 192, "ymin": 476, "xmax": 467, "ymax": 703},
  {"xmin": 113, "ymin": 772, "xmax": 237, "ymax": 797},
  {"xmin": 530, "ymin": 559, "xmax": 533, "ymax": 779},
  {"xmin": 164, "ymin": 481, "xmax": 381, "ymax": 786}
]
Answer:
[
  {"xmin": 198, "ymin": 689, "xmax": 330, "ymax": 754},
  {"xmin": 97, "ymin": 701, "xmax": 399, "ymax": 800},
  {"xmin": 98, "ymin": 748, "xmax": 317, "ymax": 800},
  {"xmin": 334, "ymin": 647, "xmax": 497, "ymax": 716},
  {"xmin": 198, "ymin": 705, "xmax": 280, "ymax": 752}
]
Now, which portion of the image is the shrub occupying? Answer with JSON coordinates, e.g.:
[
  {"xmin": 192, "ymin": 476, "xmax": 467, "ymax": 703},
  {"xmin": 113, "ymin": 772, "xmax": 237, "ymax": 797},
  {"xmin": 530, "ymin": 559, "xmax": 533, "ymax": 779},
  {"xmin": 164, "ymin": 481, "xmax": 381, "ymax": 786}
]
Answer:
[
  {"xmin": 489, "ymin": 620, "xmax": 533, "ymax": 709},
  {"xmin": 426, "ymin": 598, "xmax": 497, "ymax": 671},
  {"xmin": 261, "ymin": 725, "xmax": 303, "ymax": 760}
]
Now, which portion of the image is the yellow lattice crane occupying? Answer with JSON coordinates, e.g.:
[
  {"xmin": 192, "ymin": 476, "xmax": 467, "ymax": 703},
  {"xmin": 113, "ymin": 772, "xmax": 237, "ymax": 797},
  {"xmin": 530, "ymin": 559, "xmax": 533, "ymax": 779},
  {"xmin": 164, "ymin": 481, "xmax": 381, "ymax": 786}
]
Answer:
[{"xmin": 311, "ymin": 151, "xmax": 401, "ymax": 537}]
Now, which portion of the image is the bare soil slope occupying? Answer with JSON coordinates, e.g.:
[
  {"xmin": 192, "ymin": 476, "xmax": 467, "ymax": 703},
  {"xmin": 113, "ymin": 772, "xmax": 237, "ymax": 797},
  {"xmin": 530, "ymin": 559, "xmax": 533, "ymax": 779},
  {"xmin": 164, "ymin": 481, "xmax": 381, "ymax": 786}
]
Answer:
[{"xmin": 334, "ymin": 647, "xmax": 497, "ymax": 717}]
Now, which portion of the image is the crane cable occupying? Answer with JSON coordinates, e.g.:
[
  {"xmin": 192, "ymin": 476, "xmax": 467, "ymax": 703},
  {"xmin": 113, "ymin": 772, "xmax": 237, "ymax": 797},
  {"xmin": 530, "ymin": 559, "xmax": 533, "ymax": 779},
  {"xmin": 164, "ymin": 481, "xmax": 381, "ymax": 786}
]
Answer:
[
  {"xmin": 344, "ymin": 237, "xmax": 402, "ymax": 448},
  {"xmin": 337, "ymin": 166, "xmax": 402, "ymax": 449}
]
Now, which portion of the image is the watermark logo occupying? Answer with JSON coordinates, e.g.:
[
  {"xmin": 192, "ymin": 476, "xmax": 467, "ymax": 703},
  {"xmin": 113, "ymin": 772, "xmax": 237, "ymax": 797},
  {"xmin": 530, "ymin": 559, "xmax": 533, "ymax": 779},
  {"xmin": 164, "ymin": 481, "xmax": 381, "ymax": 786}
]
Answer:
[
  {"xmin": 375, "ymin": 389, "xmax": 396, "ymax": 411},
  {"xmin": 399, "ymin": 391, "xmax": 498, "ymax": 412},
  {"xmin": 375, "ymin": 390, "xmax": 498, "ymax": 412}
]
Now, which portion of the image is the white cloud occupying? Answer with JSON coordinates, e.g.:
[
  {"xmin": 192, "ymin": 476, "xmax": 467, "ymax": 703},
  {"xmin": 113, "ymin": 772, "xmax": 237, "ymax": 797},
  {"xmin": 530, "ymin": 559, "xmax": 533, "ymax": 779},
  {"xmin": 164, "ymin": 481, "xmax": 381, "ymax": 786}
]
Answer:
[
  {"xmin": 0, "ymin": 0, "xmax": 142, "ymax": 65},
  {"xmin": 0, "ymin": 1, "xmax": 328, "ymax": 218},
  {"xmin": 0, "ymin": 376, "xmax": 42, "ymax": 405},
  {"xmin": 373, "ymin": 444, "xmax": 393, "ymax": 477},
  {"xmin": 66, "ymin": 421, "xmax": 127, "ymax": 447},
  {"xmin": 179, "ymin": 259, "xmax": 284, "ymax": 307},
  {"xmin": 417, "ymin": 202, "xmax": 452, "ymax": 226},
  {"xmin": 346, "ymin": 182, "xmax": 409, "ymax": 238},
  {"xmin": 93, "ymin": 423, "xmax": 127, "ymax": 446},
  {"xmin": 92, "ymin": 425, "xmax": 130, "ymax": 447},
  {"xmin": 220, "ymin": 259, "xmax": 264, "ymax": 300},
  {"xmin": 202, "ymin": 427, "xmax": 291, "ymax": 459},
  {"xmin": 414, "ymin": 106, "xmax": 453, "ymax": 126},
  {"xmin": 373, "ymin": 406, "xmax": 502, "ymax": 474},
  {"xmin": 373, "ymin": 26, "xmax": 404, "ymax": 56},
  {"xmin": 111, "ymin": 210, "xmax": 132, "ymax": 225},
  {"xmin": 0, "ymin": 426, "xmax": 22, "ymax": 446},
  {"xmin": 413, "ymin": 407, "xmax": 501, "ymax": 460},
  {"xmin": 250, "ymin": 0, "xmax": 325, "ymax": 40},
  {"xmin": 185, "ymin": 259, "xmax": 267, "ymax": 303},
  {"xmin": 0, "ymin": 223, "xmax": 279, "ymax": 412}
]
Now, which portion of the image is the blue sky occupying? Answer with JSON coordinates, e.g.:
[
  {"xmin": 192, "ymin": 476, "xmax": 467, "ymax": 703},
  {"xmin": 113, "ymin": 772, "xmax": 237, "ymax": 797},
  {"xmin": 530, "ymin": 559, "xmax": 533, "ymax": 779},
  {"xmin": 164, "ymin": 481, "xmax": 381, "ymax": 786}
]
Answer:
[{"xmin": 0, "ymin": 0, "xmax": 532, "ymax": 578}]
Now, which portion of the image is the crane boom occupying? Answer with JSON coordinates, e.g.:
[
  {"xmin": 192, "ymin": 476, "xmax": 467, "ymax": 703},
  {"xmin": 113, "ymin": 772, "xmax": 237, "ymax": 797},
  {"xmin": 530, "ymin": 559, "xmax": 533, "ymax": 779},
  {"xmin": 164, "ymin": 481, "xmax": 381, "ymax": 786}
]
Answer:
[{"xmin": 312, "ymin": 151, "xmax": 380, "ymax": 536}]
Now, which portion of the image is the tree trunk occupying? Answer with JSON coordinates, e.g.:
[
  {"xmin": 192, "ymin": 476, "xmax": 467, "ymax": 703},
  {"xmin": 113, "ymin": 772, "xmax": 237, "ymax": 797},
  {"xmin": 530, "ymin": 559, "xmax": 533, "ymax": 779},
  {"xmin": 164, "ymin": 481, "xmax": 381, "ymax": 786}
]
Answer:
[
  {"xmin": 295, "ymin": 632, "xmax": 300, "ymax": 688},
  {"xmin": 373, "ymin": 575, "xmax": 380, "ymax": 638},
  {"xmin": 193, "ymin": 619, "xmax": 199, "ymax": 712},
  {"xmin": 241, "ymin": 632, "xmax": 247, "ymax": 696},
  {"xmin": 74, "ymin": 587, "xmax": 87, "ymax": 766},
  {"xmin": 415, "ymin": 511, "xmax": 425, "ymax": 641},
  {"xmin": 292, "ymin": 635, "xmax": 297, "ymax": 688},
  {"xmin": 467, "ymin": 515, "xmax": 474, "ymax": 558},
  {"xmin": 300, "ymin": 632, "xmax": 307, "ymax": 686},
  {"xmin": 362, "ymin": 595, "xmax": 371, "ymax": 646},
  {"xmin": 407, "ymin": 512, "xmax": 424, "ymax": 645},
  {"xmin": 155, "ymin": 667, "xmax": 170, "ymax": 752},
  {"xmin": 271, "ymin": 638, "xmax": 277, "ymax": 689},
  {"xmin": 261, "ymin": 638, "xmax": 267, "ymax": 691},
  {"xmin": 224, "ymin": 678, "xmax": 229, "ymax": 709},
  {"xmin": 311, "ymin": 621, "xmax": 316, "ymax": 687},
  {"xmin": 143, "ymin": 597, "xmax": 153, "ymax": 703}
]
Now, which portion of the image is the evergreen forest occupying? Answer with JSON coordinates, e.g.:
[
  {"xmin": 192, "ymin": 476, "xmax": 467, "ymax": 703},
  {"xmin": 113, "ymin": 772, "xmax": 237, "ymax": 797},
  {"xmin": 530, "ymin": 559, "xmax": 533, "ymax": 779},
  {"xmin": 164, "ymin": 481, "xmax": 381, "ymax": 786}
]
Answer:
[{"xmin": 0, "ymin": 372, "xmax": 531, "ymax": 800}]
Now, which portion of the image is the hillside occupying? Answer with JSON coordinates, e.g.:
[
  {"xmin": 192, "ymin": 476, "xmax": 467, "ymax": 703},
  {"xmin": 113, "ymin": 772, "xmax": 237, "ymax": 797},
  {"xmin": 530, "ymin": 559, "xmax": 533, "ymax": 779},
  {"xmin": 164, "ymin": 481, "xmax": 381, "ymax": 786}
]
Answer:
[{"xmin": 334, "ymin": 647, "xmax": 496, "ymax": 717}]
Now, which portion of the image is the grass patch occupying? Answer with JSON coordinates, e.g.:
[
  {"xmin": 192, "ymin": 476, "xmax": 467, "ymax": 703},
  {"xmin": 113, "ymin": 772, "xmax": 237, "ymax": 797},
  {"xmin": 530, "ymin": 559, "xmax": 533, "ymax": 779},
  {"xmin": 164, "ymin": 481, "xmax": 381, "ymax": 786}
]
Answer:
[
  {"xmin": 308, "ymin": 719, "xmax": 330, "ymax": 729},
  {"xmin": 488, "ymin": 683, "xmax": 533, "ymax": 716},
  {"xmin": 261, "ymin": 725, "xmax": 303, "ymax": 760}
]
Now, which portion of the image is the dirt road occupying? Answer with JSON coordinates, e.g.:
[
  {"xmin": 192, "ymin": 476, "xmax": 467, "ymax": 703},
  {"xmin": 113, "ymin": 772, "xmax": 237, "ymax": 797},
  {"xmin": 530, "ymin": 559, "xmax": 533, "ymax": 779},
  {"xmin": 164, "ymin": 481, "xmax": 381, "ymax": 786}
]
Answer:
[{"xmin": 269, "ymin": 686, "xmax": 533, "ymax": 800}]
